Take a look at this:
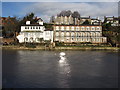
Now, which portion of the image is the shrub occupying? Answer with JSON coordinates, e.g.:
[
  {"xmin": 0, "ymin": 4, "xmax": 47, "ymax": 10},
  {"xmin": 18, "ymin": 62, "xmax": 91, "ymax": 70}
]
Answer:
[
  {"xmin": 25, "ymin": 43, "xmax": 36, "ymax": 48},
  {"xmin": 55, "ymin": 41, "xmax": 64, "ymax": 46}
]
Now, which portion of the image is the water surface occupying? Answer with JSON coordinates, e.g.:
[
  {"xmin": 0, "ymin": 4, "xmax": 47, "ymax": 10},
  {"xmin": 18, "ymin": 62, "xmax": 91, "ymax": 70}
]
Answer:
[{"xmin": 2, "ymin": 50, "xmax": 118, "ymax": 88}]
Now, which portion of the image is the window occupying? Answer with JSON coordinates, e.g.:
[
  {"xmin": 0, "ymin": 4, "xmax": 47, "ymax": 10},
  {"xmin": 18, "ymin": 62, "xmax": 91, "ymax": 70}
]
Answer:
[
  {"xmin": 31, "ymin": 27, "xmax": 32, "ymax": 29},
  {"xmin": 82, "ymin": 38, "xmax": 84, "ymax": 41},
  {"xmin": 66, "ymin": 26, "xmax": 69, "ymax": 31},
  {"xmin": 77, "ymin": 38, "xmax": 79, "ymax": 41},
  {"xmin": 86, "ymin": 33, "xmax": 88, "ymax": 37},
  {"xmin": 24, "ymin": 37, "xmax": 28, "ymax": 42},
  {"xmin": 71, "ymin": 33, "xmax": 74, "ymax": 37},
  {"xmin": 71, "ymin": 26, "xmax": 74, "ymax": 30},
  {"xmin": 97, "ymin": 27, "xmax": 100, "ymax": 30},
  {"xmin": 77, "ymin": 33, "xmax": 79, "ymax": 37},
  {"xmin": 86, "ymin": 27, "xmax": 89, "ymax": 31},
  {"xmin": 82, "ymin": 33, "xmax": 85, "ymax": 37},
  {"xmin": 92, "ymin": 28, "xmax": 94, "ymax": 30},
  {"xmin": 56, "ymin": 26, "xmax": 59, "ymax": 30},
  {"xmin": 56, "ymin": 32, "xmax": 59, "ymax": 36},
  {"xmin": 30, "ymin": 37, "xmax": 33, "ymax": 42},
  {"xmin": 61, "ymin": 26, "xmax": 64, "ymax": 30},
  {"xmin": 76, "ymin": 27, "xmax": 79, "ymax": 31},
  {"xmin": 56, "ymin": 38, "xmax": 59, "ymax": 41},
  {"xmin": 81, "ymin": 27, "xmax": 84, "ymax": 30},
  {"xmin": 25, "ymin": 26, "xmax": 27, "ymax": 29},
  {"xmin": 39, "ymin": 27, "xmax": 41, "ymax": 29},
  {"xmin": 66, "ymin": 32, "xmax": 69, "ymax": 36},
  {"xmin": 61, "ymin": 32, "xmax": 64, "ymax": 36}
]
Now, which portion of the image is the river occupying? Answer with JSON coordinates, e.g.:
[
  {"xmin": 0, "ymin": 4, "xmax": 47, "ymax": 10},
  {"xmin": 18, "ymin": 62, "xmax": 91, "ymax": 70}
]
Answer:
[{"xmin": 2, "ymin": 49, "xmax": 119, "ymax": 88}]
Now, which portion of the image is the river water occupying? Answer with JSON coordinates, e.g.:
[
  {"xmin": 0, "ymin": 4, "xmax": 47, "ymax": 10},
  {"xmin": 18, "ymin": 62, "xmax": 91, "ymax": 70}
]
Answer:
[{"xmin": 2, "ymin": 49, "xmax": 119, "ymax": 88}]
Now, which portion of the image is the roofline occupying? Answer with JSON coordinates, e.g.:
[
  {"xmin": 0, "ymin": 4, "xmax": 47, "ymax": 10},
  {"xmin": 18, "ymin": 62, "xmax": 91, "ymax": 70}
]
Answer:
[
  {"xmin": 21, "ymin": 25, "xmax": 44, "ymax": 26},
  {"xmin": 53, "ymin": 25, "xmax": 102, "ymax": 27}
]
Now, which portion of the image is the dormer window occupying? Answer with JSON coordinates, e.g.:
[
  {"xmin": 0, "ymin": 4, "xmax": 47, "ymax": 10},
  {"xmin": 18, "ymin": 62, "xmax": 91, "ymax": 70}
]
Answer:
[{"xmin": 26, "ymin": 21, "xmax": 30, "ymax": 25}]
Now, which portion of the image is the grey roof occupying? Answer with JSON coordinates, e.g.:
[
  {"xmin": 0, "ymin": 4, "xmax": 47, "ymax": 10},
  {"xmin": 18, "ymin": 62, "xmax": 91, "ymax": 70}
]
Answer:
[{"xmin": 22, "ymin": 24, "xmax": 44, "ymax": 26}]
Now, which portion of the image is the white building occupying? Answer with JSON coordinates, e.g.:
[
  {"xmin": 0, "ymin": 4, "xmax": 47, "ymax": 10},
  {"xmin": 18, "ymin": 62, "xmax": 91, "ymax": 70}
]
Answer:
[
  {"xmin": 53, "ymin": 25, "xmax": 107, "ymax": 43},
  {"xmin": 17, "ymin": 20, "xmax": 53, "ymax": 43},
  {"xmin": 44, "ymin": 29, "xmax": 54, "ymax": 42},
  {"xmin": 91, "ymin": 18, "xmax": 102, "ymax": 25}
]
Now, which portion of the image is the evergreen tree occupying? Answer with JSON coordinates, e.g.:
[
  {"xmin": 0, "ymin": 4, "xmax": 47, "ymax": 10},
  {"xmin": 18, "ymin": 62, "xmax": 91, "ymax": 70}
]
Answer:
[{"xmin": 82, "ymin": 20, "xmax": 90, "ymax": 25}]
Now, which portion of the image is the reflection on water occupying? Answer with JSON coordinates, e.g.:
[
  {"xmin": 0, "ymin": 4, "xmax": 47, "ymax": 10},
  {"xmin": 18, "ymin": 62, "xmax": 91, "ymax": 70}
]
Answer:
[
  {"xmin": 59, "ymin": 52, "xmax": 71, "ymax": 74},
  {"xmin": 2, "ymin": 50, "xmax": 118, "ymax": 88},
  {"xmin": 57, "ymin": 52, "xmax": 71, "ymax": 87}
]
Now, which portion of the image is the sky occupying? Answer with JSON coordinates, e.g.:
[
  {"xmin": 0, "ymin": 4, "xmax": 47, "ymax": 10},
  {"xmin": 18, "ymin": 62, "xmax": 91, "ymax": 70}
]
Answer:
[
  {"xmin": 1, "ymin": 1, "xmax": 119, "ymax": 22},
  {"xmin": 1, "ymin": 0, "xmax": 120, "ymax": 2}
]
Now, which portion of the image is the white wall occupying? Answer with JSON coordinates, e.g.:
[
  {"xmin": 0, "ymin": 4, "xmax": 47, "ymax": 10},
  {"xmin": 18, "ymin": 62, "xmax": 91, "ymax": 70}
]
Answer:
[
  {"xmin": 44, "ymin": 31, "xmax": 53, "ymax": 42},
  {"xmin": 21, "ymin": 26, "xmax": 45, "ymax": 32}
]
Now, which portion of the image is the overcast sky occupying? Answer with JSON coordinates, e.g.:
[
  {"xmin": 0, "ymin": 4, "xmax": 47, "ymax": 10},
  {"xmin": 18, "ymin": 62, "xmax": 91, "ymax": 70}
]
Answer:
[
  {"xmin": 1, "ymin": 0, "xmax": 120, "ymax": 2},
  {"xmin": 2, "ymin": 1, "xmax": 119, "ymax": 22}
]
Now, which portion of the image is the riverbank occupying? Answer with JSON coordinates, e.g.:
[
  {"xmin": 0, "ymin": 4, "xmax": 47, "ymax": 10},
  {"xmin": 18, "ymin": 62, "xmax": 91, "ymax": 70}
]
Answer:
[{"xmin": 1, "ymin": 45, "xmax": 120, "ymax": 51}]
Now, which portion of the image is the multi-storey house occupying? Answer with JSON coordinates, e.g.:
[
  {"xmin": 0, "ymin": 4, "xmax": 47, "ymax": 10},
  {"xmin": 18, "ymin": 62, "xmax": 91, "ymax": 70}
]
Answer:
[
  {"xmin": 17, "ymin": 20, "xmax": 53, "ymax": 43},
  {"xmin": 53, "ymin": 25, "xmax": 107, "ymax": 43}
]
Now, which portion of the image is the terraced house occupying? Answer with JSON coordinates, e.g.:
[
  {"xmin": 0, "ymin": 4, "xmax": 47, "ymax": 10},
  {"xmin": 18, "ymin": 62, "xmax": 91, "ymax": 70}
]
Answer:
[{"xmin": 53, "ymin": 25, "xmax": 107, "ymax": 43}]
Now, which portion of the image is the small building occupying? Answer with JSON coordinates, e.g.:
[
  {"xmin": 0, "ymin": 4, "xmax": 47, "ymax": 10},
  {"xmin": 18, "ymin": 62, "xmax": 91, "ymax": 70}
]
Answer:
[
  {"xmin": 80, "ymin": 16, "xmax": 102, "ymax": 25},
  {"xmin": 44, "ymin": 29, "xmax": 53, "ymax": 42},
  {"xmin": 91, "ymin": 18, "xmax": 102, "ymax": 25},
  {"xmin": 104, "ymin": 16, "xmax": 120, "ymax": 26},
  {"xmin": 17, "ymin": 20, "xmax": 53, "ymax": 43},
  {"xmin": 53, "ymin": 25, "xmax": 107, "ymax": 43},
  {"xmin": 52, "ymin": 10, "xmax": 80, "ymax": 25}
]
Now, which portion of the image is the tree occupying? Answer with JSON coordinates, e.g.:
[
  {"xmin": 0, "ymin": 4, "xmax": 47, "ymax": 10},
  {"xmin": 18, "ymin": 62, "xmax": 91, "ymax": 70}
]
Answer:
[
  {"xmin": 2, "ymin": 16, "xmax": 19, "ymax": 38},
  {"xmin": 72, "ymin": 11, "xmax": 80, "ymax": 19},
  {"xmin": 18, "ymin": 12, "xmax": 39, "ymax": 32},
  {"xmin": 18, "ymin": 13, "xmax": 36, "ymax": 25},
  {"xmin": 82, "ymin": 20, "xmax": 90, "ymax": 25},
  {"xmin": 50, "ymin": 16, "xmax": 55, "ymax": 23},
  {"xmin": 2, "ymin": 12, "xmax": 39, "ymax": 38}
]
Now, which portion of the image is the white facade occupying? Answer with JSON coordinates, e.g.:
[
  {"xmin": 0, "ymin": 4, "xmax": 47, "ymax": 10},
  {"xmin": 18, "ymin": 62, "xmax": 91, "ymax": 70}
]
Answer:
[
  {"xmin": 17, "ymin": 21, "xmax": 53, "ymax": 43},
  {"xmin": 44, "ymin": 30, "xmax": 54, "ymax": 42},
  {"xmin": 53, "ymin": 25, "xmax": 107, "ymax": 43},
  {"xmin": 37, "ymin": 19, "xmax": 43, "ymax": 25},
  {"xmin": 26, "ymin": 21, "xmax": 30, "ymax": 25}
]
